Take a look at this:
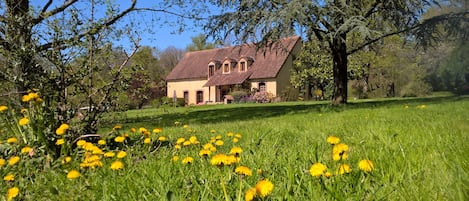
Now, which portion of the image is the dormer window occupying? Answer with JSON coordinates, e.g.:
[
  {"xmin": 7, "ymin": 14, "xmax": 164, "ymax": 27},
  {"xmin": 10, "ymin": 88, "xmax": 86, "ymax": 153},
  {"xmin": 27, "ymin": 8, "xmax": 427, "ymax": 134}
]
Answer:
[
  {"xmin": 239, "ymin": 61, "xmax": 246, "ymax": 72},
  {"xmin": 223, "ymin": 63, "xmax": 230, "ymax": 73},
  {"xmin": 208, "ymin": 64, "xmax": 215, "ymax": 77},
  {"xmin": 238, "ymin": 56, "xmax": 254, "ymax": 72},
  {"xmin": 208, "ymin": 59, "xmax": 221, "ymax": 78},
  {"xmin": 222, "ymin": 58, "xmax": 236, "ymax": 74}
]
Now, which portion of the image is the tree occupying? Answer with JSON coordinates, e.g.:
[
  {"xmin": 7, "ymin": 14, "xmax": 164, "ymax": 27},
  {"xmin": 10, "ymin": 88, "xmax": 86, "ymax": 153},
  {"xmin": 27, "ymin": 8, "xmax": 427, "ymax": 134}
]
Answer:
[
  {"xmin": 186, "ymin": 34, "xmax": 217, "ymax": 51},
  {"xmin": 206, "ymin": 0, "xmax": 469, "ymax": 104},
  {"xmin": 159, "ymin": 46, "xmax": 185, "ymax": 73}
]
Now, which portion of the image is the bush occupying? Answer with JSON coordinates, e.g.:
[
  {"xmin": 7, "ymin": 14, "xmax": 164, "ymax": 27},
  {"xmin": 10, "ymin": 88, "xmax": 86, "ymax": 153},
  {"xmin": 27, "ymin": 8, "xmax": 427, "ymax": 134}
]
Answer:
[
  {"xmin": 230, "ymin": 91, "xmax": 248, "ymax": 103},
  {"xmin": 253, "ymin": 91, "xmax": 274, "ymax": 103}
]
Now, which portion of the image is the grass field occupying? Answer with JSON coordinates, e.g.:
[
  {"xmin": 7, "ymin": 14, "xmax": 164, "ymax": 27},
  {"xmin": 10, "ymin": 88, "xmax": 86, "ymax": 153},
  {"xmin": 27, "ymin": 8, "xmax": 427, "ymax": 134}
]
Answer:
[{"xmin": 2, "ymin": 95, "xmax": 469, "ymax": 200}]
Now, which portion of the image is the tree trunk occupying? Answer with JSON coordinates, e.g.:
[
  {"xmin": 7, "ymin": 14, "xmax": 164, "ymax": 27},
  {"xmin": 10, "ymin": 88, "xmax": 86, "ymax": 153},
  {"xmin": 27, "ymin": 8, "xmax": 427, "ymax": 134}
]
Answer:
[{"xmin": 331, "ymin": 34, "xmax": 348, "ymax": 105}]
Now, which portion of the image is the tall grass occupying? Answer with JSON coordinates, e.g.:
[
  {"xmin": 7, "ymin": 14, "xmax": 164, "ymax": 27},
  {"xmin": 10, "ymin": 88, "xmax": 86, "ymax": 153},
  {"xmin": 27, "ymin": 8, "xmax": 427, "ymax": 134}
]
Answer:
[{"xmin": 2, "ymin": 96, "xmax": 468, "ymax": 200}]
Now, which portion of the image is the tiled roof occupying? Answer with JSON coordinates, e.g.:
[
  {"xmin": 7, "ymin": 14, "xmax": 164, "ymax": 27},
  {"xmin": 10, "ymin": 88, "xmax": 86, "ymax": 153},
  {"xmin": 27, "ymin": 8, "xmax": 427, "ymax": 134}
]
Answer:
[{"xmin": 166, "ymin": 36, "xmax": 301, "ymax": 86}]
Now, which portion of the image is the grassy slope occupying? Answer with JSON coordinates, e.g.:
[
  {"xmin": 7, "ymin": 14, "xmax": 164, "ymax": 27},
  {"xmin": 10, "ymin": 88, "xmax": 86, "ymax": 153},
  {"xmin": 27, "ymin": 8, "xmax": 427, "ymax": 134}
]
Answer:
[{"xmin": 30, "ymin": 96, "xmax": 469, "ymax": 200}]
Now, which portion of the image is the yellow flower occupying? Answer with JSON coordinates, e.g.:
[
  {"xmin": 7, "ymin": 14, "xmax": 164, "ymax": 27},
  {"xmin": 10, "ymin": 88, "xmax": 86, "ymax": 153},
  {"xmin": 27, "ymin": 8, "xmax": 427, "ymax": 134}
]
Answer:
[
  {"xmin": 337, "ymin": 164, "xmax": 352, "ymax": 175},
  {"xmin": 114, "ymin": 136, "xmax": 126, "ymax": 143},
  {"xmin": 182, "ymin": 156, "xmax": 194, "ymax": 164},
  {"xmin": 19, "ymin": 117, "xmax": 29, "ymax": 126},
  {"xmin": 189, "ymin": 136, "xmax": 197, "ymax": 143},
  {"xmin": 113, "ymin": 125, "xmax": 122, "ymax": 130},
  {"xmin": 130, "ymin": 127, "xmax": 136, "ymax": 132},
  {"xmin": 67, "ymin": 170, "xmax": 80, "ymax": 179},
  {"xmin": 62, "ymin": 156, "xmax": 72, "ymax": 164},
  {"xmin": 172, "ymin": 156, "xmax": 179, "ymax": 162},
  {"xmin": 255, "ymin": 179, "xmax": 274, "ymax": 198},
  {"xmin": 56, "ymin": 138, "xmax": 65, "ymax": 145},
  {"xmin": 327, "ymin": 136, "xmax": 340, "ymax": 145},
  {"xmin": 309, "ymin": 162, "xmax": 327, "ymax": 177},
  {"xmin": 21, "ymin": 146, "xmax": 32, "ymax": 154},
  {"xmin": 56, "ymin": 123, "xmax": 69, "ymax": 135},
  {"xmin": 245, "ymin": 188, "xmax": 257, "ymax": 201},
  {"xmin": 210, "ymin": 129, "xmax": 216, "ymax": 133},
  {"xmin": 4, "ymin": 173, "xmax": 14, "ymax": 182},
  {"xmin": 144, "ymin": 138, "xmax": 151, "ymax": 144},
  {"xmin": 158, "ymin": 136, "xmax": 167, "ymax": 141},
  {"xmin": 0, "ymin": 105, "xmax": 8, "ymax": 112},
  {"xmin": 332, "ymin": 143, "xmax": 349, "ymax": 161},
  {"xmin": 210, "ymin": 154, "xmax": 227, "ymax": 166},
  {"xmin": 199, "ymin": 149, "xmax": 212, "ymax": 157},
  {"xmin": 153, "ymin": 128, "xmax": 162, "ymax": 133},
  {"xmin": 229, "ymin": 146, "xmax": 243, "ymax": 156},
  {"xmin": 182, "ymin": 140, "xmax": 191, "ymax": 146},
  {"xmin": 358, "ymin": 159, "xmax": 374, "ymax": 172},
  {"xmin": 324, "ymin": 171, "xmax": 333, "ymax": 178},
  {"xmin": 235, "ymin": 134, "xmax": 242, "ymax": 138},
  {"xmin": 98, "ymin": 139, "xmax": 106, "ymax": 145},
  {"xmin": 7, "ymin": 137, "xmax": 18, "ymax": 144},
  {"xmin": 76, "ymin": 140, "xmax": 87, "ymax": 147},
  {"xmin": 176, "ymin": 137, "xmax": 185, "ymax": 144},
  {"xmin": 215, "ymin": 140, "xmax": 224, "ymax": 146},
  {"xmin": 110, "ymin": 160, "xmax": 124, "ymax": 170},
  {"xmin": 215, "ymin": 135, "xmax": 222, "ymax": 139},
  {"xmin": 183, "ymin": 124, "xmax": 189, "ymax": 128},
  {"xmin": 116, "ymin": 151, "xmax": 127, "ymax": 159},
  {"xmin": 0, "ymin": 158, "xmax": 6, "ymax": 167},
  {"xmin": 174, "ymin": 144, "xmax": 181, "ymax": 150},
  {"xmin": 104, "ymin": 152, "xmax": 115, "ymax": 158},
  {"xmin": 235, "ymin": 166, "xmax": 252, "ymax": 176},
  {"xmin": 233, "ymin": 138, "xmax": 239, "ymax": 143},
  {"xmin": 7, "ymin": 187, "xmax": 20, "ymax": 201},
  {"xmin": 8, "ymin": 156, "xmax": 20, "ymax": 166},
  {"xmin": 227, "ymin": 132, "xmax": 234, "ymax": 137}
]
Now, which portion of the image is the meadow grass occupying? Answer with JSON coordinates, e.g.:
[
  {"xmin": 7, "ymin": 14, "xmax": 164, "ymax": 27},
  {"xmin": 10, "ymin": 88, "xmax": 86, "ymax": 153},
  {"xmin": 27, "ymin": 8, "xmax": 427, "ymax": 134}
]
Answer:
[{"xmin": 2, "ymin": 95, "xmax": 468, "ymax": 200}]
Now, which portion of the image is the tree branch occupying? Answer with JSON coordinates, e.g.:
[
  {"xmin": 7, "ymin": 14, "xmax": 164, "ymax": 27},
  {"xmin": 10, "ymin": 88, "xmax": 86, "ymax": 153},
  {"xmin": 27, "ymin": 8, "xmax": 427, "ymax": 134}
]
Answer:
[
  {"xmin": 363, "ymin": 1, "xmax": 381, "ymax": 19},
  {"xmin": 133, "ymin": 8, "xmax": 207, "ymax": 20},
  {"xmin": 38, "ymin": 0, "xmax": 137, "ymax": 51},
  {"xmin": 32, "ymin": 0, "xmax": 79, "ymax": 25}
]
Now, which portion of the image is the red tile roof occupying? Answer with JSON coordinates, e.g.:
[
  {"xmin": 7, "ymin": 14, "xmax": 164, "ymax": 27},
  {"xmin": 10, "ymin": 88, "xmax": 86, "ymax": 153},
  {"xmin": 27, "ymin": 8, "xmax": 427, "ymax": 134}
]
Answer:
[{"xmin": 166, "ymin": 36, "xmax": 301, "ymax": 86}]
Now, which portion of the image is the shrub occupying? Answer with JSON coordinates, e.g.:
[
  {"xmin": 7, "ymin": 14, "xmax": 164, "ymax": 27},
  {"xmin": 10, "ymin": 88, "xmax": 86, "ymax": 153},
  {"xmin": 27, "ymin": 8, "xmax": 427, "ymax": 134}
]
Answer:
[
  {"xmin": 253, "ymin": 91, "xmax": 274, "ymax": 103},
  {"xmin": 230, "ymin": 91, "xmax": 248, "ymax": 103}
]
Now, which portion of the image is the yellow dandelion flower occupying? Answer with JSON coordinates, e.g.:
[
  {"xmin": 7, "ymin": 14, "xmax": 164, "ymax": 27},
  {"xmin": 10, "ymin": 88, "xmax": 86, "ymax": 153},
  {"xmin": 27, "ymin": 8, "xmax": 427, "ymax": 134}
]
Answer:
[
  {"xmin": 215, "ymin": 140, "xmax": 224, "ymax": 146},
  {"xmin": 210, "ymin": 129, "xmax": 216, "ymax": 133},
  {"xmin": 182, "ymin": 156, "xmax": 194, "ymax": 164},
  {"xmin": 130, "ymin": 128, "xmax": 136, "ymax": 132},
  {"xmin": 215, "ymin": 135, "xmax": 222, "ymax": 139},
  {"xmin": 175, "ymin": 144, "xmax": 181, "ymax": 150},
  {"xmin": 309, "ymin": 162, "xmax": 327, "ymax": 177},
  {"xmin": 233, "ymin": 138, "xmax": 239, "ymax": 143},
  {"xmin": 116, "ymin": 151, "xmax": 127, "ymax": 159},
  {"xmin": 182, "ymin": 140, "xmax": 191, "ymax": 146},
  {"xmin": 7, "ymin": 137, "xmax": 18, "ymax": 144},
  {"xmin": 189, "ymin": 136, "xmax": 197, "ymax": 143},
  {"xmin": 235, "ymin": 166, "xmax": 252, "ymax": 176},
  {"xmin": 144, "ymin": 138, "xmax": 151, "ymax": 144},
  {"xmin": 8, "ymin": 156, "xmax": 20, "ymax": 166},
  {"xmin": 183, "ymin": 124, "xmax": 189, "ymax": 128},
  {"xmin": 358, "ymin": 159, "xmax": 374, "ymax": 172},
  {"xmin": 21, "ymin": 146, "xmax": 32, "ymax": 154},
  {"xmin": 76, "ymin": 140, "xmax": 87, "ymax": 147},
  {"xmin": 158, "ymin": 136, "xmax": 167, "ymax": 141},
  {"xmin": 7, "ymin": 187, "xmax": 20, "ymax": 201},
  {"xmin": 235, "ymin": 134, "xmax": 242, "ymax": 138},
  {"xmin": 172, "ymin": 156, "xmax": 179, "ymax": 162},
  {"xmin": 114, "ymin": 136, "xmax": 125, "ymax": 143},
  {"xmin": 67, "ymin": 170, "xmax": 80, "ymax": 179},
  {"xmin": 229, "ymin": 146, "xmax": 243, "ymax": 156},
  {"xmin": 56, "ymin": 138, "xmax": 65, "ymax": 145},
  {"xmin": 4, "ymin": 173, "xmax": 14, "ymax": 182},
  {"xmin": 139, "ymin": 127, "xmax": 148, "ymax": 133},
  {"xmin": 18, "ymin": 117, "xmax": 29, "ymax": 126},
  {"xmin": 332, "ymin": 143, "xmax": 349, "ymax": 161},
  {"xmin": 255, "ymin": 179, "xmax": 274, "ymax": 198},
  {"xmin": 62, "ymin": 156, "xmax": 72, "ymax": 164},
  {"xmin": 104, "ymin": 152, "xmax": 115, "ymax": 158},
  {"xmin": 0, "ymin": 105, "xmax": 8, "ymax": 112},
  {"xmin": 98, "ymin": 139, "xmax": 106, "ymax": 145},
  {"xmin": 0, "ymin": 158, "xmax": 6, "ymax": 167},
  {"xmin": 324, "ymin": 171, "xmax": 333, "ymax": 178},
  {"xmin": 55, "ymin": 123, "xmax": 69, "ymax": 135},
  {"xmin": 113, "ymin": 125, "xmax": 122, "ymax": 130},
  {"xmin": 336, "ymin": 164, "xmax": 352, "ymax": 175},
  {"xmin": 176, "ymin": 137, "xmax": 185, "ymax": 144},
  {"xmin": 210, "ymin": 154, "xmax": 228, "ymax": 166},
  {"xmin": 199, "ymin": 149, "xmax": 212, "ymax": 157},
  {"xmin": 227, "ymin": 132, "xmax": 234, "ymax": 137},
  {"xmin": 110, "ymin": 160, "xmax": 124, "ymax": 170},
  {"xmin": 327, "ymin": 136, "xmax": 340, "ymax": 145},
  {"xmin": 245, "ymin": 188, "xmax": 257, "ymax": 201},
  {"xmin": 153, "ymin": 128, "xmax": 162, "ymax": 133}
]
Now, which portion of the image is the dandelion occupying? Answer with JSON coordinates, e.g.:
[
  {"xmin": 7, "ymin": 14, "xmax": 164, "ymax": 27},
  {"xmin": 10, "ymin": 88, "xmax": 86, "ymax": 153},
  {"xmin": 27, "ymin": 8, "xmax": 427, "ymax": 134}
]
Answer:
[
  {"xmin": 255, "ymin": 179, "xmax": 274, "ymax": 198},
  {"xmin": 117, "ymin": 151, "xmax": 127, "ymax": 159},
  {"xmin": 235, "ymin": 166, "xmax": 252, "ymax": 176},
  {"xmin": 153, "ymin": 128, "xmax": 162, "ymax": 133},
  {"xmin": 21, "ymin": 146, "xmax": 32, "ymax": 154},
  {"xmin": 18, "ymin": 117, "xmax": 29, "ymax": 126},
  {"xmin": 158, "ymin": 136, "xmax": 167, "ymax": 141},
  {"xmin": 183, "ymin": 124, "xmax": 189, "ymax": 128},
  {"xmin": 172, "ymin": 156, "xmax": 179, "ymax": 162},
  {"xmin": 76, "ymin": 140, "xmax": 87, "ymax": 147},
  {"xmin": 324, "ymin": 172, "xmax": 333, "ymax": 178},
  {"xmin": 55, "ymin": 123, "xmax": 69, "ymax": 135},
  {"xmin": 67, "ymin": 170, "xmax": 80, "ymax": 179},
  {"xmin": 332, "ymin": 143, "xmax": 349, "ymax": 161},
  {"xmin": 110, "ymin": 160, "xmax": 124, "ymax": 170},
  {"xmin": 144, "ymin": 138, "xmax": 151, "ymax": 144},
  {"xmin": 210, "ymin": 154, "xmax": 227, "ymax": 166},
  {"xmin": 0, "ymin": 158, "xmax": 5, "ymax": 167},
  {"xmin": 56, "ymin": 138, "xmax": 65, "ymax": 145},
  {"xmin": 176, "ymin": 137, "xmax": 186, "ymax": 144},
  {"xmin": 245, "ymin": 188, "xmax": 257, "ymax": 201},
  {"xmin": 189, "ymin": 136, "xmax": 198, "ymax": 144},
  {"xmin": 327, "ymin": 136, "xmax": 340, "ymax": 145},
  {"xmin": 113, "ymin": 125, "xmax": 122, "ymax": 130},
  {"xmin": 8, "ymin": 156, "xmax": 20, "ymax": 166},
  {"xmin": 130, "ymin": 128, "xmax": 136, "ymax": 133},
  {"xmin": 229, "ymin": 146, "xmax": 243, "ymax": 157},
  {"xmin": 104, "ymin": 152, "xmax": 115, "ymax": 158},
  {"xmin": 98, "ymin": 139, "xmax": 106, "ymax": 145},
  {"xmin": 0, "ymin": 105, "xmax": 8, "ymax": 112},
  {"xmin": 309, "ymin": 162, "xmax": 327, "ymax": 177},
  {"xmin": 182, "ymin": 157, "xmax": 194, "ymax": 164},
  {"xmin": 227, "ymin": 132, "xmax": 234, "ymax": 137},
  {"xmin": 215, "ymin": 140, "xmax": 224, "ymax": 146},
  {"xmin": 182, "ymin": 140, "xmax": 192, "ymax": 146},
  {"xmin": 62, "ymin": 156, "xmax": 72, "ymax": 164},
  {"xmin": 358, "ymin": 159, "xmax": 374, "ymax": 172},
  {"xmin": 233, "ymin": 138, "xmax": 239, "ymax": 143},
  {"xmin": 114, "ymin": 136, "xmax": 125, "ymax": 143},
  {"xmin": 199, "ymin": 149, "xmax": 212, "ymax": 157},
  {"xmin": 175, "ymin": 144, "xmax": 181, "ymax": 150},
  {"xmin": 139, "ymin": 127, "xmax": 148, "ymax": 133},
  {"xmin": 6, "ymin": 187, "xmax": 20, "ymax": 201},
  {"xmin": 7, "ymin": 137, "xmax": 17, "ymax": 144},
  {"xmin": 3, "ymin": 173, "xmax": 14, "ymax": 182},
  {"xmin": 235, "ymin": 134, "xmax": 242, "ymax": 138},
  {"xmin": 210, "ymin": 129, "xmax": 216, "ymax": 133},
  {"xmin": 337, "ymin": 164, "xmax": 352, "ymax": 175}
]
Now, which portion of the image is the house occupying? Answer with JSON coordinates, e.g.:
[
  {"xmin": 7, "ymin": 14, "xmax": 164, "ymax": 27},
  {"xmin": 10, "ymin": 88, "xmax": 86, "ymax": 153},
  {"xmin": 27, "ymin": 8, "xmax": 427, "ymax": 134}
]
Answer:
[{"xmin": 165, "ymin": 36, "xmax": 302, "ymax": 105}]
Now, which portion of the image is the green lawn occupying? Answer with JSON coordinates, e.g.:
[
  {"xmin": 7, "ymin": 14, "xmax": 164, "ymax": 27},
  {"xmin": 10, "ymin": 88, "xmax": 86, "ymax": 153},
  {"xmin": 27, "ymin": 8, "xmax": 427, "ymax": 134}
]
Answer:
[{"xmin": 2, "ymin": 95, "xmax": 469, "ymax": 200}]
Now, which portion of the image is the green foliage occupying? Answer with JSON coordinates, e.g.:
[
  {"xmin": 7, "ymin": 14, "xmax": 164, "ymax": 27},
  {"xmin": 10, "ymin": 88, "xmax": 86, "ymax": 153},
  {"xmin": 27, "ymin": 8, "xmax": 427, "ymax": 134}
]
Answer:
[{"xmin": 186, "ymin": 34, "xmax": 217, "ymax": 51}]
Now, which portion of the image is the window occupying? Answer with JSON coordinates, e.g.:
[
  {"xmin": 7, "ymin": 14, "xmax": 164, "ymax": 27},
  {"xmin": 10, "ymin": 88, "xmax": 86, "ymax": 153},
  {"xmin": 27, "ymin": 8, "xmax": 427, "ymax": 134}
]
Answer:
[
  {"xmin": 223, "ymin": 63, "xmax": 230, "ymax": 74},
  {"xmin": 183, "ymin": 91, "xmax": 189, "ymax": 105},
  {"xmin": 196, "ymin": 91, "xmax": 203, "ymax": 104},
  {"xmin": 208, "ymin": 65, "xmax": 214, "ymax": 77},
  {"xmin": 239, "ymin": 61, "xmax": 246, "ymax": 72},
  {"xmin": 259, "ymin": 82, "xmax": 266, "ymax": 92}
]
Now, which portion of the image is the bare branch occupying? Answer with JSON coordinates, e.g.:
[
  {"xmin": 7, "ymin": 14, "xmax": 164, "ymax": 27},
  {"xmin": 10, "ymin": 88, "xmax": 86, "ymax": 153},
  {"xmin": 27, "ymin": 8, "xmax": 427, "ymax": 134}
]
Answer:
[
  {"xmin": 133, "ymin": 7, "xmax": 207, "ymax": 20},
  {"xmin": 32, "ymin": 0, "xmax": 79, "ymax": 25}
]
